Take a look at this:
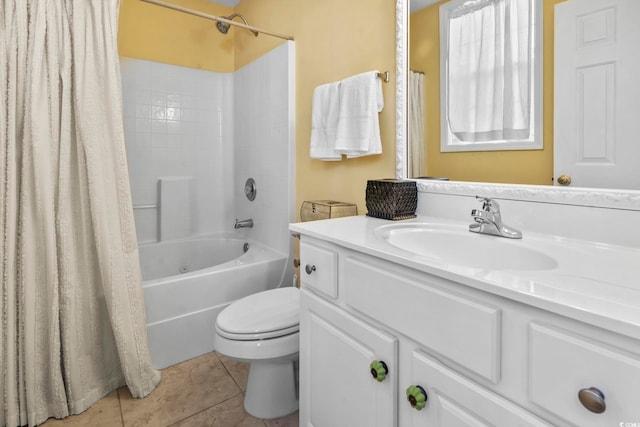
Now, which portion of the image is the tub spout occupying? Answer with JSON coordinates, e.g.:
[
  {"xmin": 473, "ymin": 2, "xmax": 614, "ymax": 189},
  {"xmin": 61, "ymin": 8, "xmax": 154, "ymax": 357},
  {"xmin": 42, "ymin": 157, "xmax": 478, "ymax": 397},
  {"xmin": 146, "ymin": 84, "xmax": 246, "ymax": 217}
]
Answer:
[{"xmin": 234, "ymin": 218, "xmax": 254, "ymax": 229}]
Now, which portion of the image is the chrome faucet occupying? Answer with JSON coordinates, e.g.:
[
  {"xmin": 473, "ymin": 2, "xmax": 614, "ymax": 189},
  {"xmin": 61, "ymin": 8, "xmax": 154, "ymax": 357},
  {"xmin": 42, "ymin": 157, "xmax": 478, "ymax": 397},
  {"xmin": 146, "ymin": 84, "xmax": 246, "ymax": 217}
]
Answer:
[
  {"xmin": 234, "ymin": 218, "xmax": 254, "ymax": 229},
  {"xmin": 469, "ymin": 196, "xmax": 522, "ymax": 239}
]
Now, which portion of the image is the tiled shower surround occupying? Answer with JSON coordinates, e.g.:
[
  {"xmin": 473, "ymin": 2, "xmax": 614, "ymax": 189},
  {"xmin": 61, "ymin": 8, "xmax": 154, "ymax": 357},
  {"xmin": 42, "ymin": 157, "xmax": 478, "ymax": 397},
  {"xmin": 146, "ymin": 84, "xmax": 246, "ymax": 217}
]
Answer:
[
  {"xmin": 121, "ymin": 58, "xmax": 234, "ymax": 243},
  {"xmin": 120, "ymin": 42, "xmax": 294, "ymax": 260}
]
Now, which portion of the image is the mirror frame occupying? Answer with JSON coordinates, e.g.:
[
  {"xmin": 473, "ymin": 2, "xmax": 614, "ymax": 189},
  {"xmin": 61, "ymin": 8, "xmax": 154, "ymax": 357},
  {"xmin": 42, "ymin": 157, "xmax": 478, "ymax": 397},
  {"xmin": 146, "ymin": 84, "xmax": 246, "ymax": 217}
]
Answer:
[{"xmin": 395, "ymin": 0, "xmax": 640, "ymax": 210}]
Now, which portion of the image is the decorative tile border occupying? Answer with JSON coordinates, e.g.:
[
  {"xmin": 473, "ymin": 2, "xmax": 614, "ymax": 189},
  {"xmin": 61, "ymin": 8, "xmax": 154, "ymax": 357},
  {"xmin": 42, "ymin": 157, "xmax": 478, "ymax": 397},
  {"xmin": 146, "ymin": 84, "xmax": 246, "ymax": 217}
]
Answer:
[
  {"xmin": 395, "ymin": 0, "xmax": 407, "ymax": 180},
  {"xmin": 415, "ymin": 180, "xmax": 640, "ymax": 210}
]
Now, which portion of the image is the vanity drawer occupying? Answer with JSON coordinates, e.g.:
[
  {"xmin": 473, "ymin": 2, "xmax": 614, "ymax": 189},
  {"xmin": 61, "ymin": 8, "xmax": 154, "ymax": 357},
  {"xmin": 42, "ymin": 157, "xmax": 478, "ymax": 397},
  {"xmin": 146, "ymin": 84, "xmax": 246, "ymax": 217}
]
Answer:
[
  {"xmin": 408, "ymin": 350, "xmax": 551, "ymax": 426},
  {"xmin": 300, "ymin": 239, "xmax": 338, "ymax": 298},
  {"xmin": 529, "ymin": 323, "xmax": 640, "ymax": 425},
  {"xmin": 343, "ymin": 255, "xmax": 501, "ymax": 383}
]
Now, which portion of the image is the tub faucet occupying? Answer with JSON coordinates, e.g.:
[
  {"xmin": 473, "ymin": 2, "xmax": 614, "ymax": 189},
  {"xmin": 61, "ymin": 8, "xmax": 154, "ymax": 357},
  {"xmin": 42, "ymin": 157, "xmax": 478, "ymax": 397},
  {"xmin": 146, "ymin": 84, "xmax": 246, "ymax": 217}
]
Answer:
[
  {"xmin": 469, "ymin": 196, "xmax": 522, "ymax": 239},
  {"xmin": 234, "ymin": 218, "xmax": 254, "ymax": 229}
]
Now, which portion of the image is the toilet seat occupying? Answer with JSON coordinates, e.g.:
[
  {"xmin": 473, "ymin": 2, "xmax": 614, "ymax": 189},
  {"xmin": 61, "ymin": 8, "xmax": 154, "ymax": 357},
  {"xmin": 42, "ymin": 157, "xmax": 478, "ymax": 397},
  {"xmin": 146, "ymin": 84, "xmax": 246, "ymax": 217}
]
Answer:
[
  {"xmin": 216, "ymin": 287, "xmax": 299, "ymax": 341},
  {"xmin": 213, "ymin": 287, "xmax": 300, "ymax": 418}
]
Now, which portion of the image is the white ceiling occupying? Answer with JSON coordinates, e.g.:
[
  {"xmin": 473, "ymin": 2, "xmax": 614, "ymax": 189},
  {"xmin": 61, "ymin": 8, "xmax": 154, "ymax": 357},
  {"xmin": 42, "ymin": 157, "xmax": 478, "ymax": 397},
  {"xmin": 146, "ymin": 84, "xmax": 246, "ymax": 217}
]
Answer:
[
  {"xmin": 209, "ymin": 0, "xmax": 240, "ymax": 7},
  {"xmin": 410, "ymin": 0, "xmax": 440, "ymax": 13},
  {"xmin": 210, "ymin": 0, "xmax": 438, "ymax": 15}
]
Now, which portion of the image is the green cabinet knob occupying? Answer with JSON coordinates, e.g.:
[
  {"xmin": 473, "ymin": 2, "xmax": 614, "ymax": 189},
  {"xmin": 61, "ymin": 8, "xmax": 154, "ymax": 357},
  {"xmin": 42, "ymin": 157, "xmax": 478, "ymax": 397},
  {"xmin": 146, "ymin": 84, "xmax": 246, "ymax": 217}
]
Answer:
[
  {"xmin": 370, "ymin": 360, "xmax": 388, "ymax": 382},
  {"xmin": 406, "ymin": 385, "xmax": 428, "ymax": 410}
]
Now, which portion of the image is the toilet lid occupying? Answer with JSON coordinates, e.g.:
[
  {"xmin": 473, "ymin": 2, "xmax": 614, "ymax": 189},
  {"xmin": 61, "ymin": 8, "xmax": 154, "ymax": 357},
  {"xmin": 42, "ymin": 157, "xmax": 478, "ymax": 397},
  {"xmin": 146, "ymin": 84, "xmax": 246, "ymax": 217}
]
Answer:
[{"xmin": 216, "ymin": 287, "xmax": 300, "ymax": 340}]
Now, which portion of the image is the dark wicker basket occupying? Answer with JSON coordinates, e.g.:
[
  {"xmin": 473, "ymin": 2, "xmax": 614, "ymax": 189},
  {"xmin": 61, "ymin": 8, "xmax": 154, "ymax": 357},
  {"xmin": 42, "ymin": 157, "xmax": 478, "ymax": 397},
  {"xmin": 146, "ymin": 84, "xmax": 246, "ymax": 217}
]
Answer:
[{"xmin": 365, "ymin": 179, "xmax": 417, "ymax": 220}]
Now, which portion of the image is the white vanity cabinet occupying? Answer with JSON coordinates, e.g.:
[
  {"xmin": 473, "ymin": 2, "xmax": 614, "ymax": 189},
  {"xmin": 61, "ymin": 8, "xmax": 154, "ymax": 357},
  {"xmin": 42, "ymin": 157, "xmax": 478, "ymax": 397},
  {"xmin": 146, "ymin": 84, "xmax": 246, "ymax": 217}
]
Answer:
[
  {"xmin": 299, "ymin": 289, "xmax": 398, "ymax": 427},
  {"xmin": 297, "ymin": 232, "xmax": 640, "ymax": 427}
]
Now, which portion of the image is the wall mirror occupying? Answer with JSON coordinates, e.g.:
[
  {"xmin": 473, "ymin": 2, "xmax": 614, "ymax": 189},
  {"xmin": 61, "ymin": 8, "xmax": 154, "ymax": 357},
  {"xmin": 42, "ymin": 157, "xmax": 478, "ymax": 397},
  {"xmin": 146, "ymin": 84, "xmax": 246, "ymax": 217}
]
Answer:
[{"xmin": 395, "ymin": 0, "xmax": 640, "ymax": 209}]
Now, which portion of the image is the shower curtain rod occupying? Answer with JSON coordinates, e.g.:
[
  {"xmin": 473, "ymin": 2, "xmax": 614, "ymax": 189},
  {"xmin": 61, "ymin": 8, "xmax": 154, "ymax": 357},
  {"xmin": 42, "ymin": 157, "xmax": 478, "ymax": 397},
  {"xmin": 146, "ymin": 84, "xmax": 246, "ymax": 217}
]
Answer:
[{"xmin": 140, "ymin": 0, "xmax": 294, "ymax": 41}]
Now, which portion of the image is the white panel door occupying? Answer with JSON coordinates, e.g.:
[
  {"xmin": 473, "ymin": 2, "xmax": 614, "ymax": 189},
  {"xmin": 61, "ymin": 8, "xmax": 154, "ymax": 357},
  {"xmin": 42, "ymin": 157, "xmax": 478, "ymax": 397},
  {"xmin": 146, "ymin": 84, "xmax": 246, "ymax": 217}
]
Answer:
[
  {"xmin": 299, "ymin": 289, "xmax": 398, "ymax": 427},
  {"xmin": 554, "ymin": 0, "xmax": 640, "ymax": 189}
]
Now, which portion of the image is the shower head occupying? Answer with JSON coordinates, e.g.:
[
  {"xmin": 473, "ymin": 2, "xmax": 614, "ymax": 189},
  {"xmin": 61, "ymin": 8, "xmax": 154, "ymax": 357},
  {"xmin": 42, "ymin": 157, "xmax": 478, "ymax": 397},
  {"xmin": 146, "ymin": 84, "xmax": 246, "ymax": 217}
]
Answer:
[
  {"xmin": 215, "ymin": 14, "xmax": 259, "ymax": 37},
  {"xmin": 215, "ymin": 20, "xmax": 231, "ymax": 34}
]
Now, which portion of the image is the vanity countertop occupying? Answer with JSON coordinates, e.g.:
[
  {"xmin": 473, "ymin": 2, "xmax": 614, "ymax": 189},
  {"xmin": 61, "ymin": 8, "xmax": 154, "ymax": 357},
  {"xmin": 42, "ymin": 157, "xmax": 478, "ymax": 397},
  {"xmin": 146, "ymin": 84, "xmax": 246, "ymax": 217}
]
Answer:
[{"xmin": 290, "ymin": 215, "xmax": 640, "ymax": 341}]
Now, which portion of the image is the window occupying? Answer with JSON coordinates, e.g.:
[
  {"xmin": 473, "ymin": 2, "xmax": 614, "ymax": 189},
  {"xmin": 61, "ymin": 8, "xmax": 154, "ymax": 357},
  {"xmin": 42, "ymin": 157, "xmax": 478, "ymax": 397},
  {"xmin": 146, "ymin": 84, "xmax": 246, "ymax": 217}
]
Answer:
[{"xmin": 440, "ymin": 0, "xmax": 542, "ymax": 152}]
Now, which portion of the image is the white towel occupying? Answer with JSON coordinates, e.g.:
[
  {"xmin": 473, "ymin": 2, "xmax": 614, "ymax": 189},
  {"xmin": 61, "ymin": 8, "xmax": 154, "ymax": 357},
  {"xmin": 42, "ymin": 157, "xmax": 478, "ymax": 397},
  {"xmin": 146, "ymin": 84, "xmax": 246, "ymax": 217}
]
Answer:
[
  {"xmin": 335, "ymin": 71, "xmax": 384, "ymax": 158},
  {"xmin": 310, "ymin": 82, "xmax": 342, "ymax": 161}
]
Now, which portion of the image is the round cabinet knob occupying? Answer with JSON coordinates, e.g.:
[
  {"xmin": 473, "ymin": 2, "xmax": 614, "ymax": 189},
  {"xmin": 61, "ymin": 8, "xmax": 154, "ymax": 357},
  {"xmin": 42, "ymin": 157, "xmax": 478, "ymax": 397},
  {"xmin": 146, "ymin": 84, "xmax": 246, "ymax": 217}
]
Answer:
[
  {"xmin": 406, "ymin": 385, "xmax": 428, "ymax": 410},
  {"xmin": 578, "ymin": 387, "xmax": 606, "ymax": 414},
  {"xmin": 304, "ymin": 264, "xmax": 316, "ymax": 275},
  {"xmin": 370, "ymin": 360, "xmax": 388, "ymax": 382},
  {"xmin": 557, "ymin": 174, "xmax": 572, "ymax": 186}
]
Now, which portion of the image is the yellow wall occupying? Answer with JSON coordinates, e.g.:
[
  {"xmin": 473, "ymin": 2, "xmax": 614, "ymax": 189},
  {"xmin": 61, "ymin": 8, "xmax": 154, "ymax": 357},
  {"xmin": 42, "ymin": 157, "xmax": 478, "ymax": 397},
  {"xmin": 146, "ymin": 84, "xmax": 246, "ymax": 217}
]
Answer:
[
  {"xmin": 118, "ymin": 0, "xmax": 235, "ymax": 72},
  {"xmin": 234, "ymin": 0, "xmax": 397, "ymax": 217},
  {"xmin": 118, "ymin": 0, "xmax": 397, "ymax": 217},
  {"xmin": 410, "ymin": 0, "xmax": 565, "ymax": 185}
]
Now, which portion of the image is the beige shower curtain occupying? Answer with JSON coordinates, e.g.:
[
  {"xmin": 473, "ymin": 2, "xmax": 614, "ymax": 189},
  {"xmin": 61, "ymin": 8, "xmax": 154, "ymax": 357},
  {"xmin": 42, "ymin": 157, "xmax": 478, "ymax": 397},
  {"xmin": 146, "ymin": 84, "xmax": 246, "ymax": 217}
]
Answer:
[
  {"xmin": 0, "ymin": 1, "xmax": 160, "ymax": 426},
  {"xmin": 409, "ymin": 71, "xmax": 426, "ymax": 178}
]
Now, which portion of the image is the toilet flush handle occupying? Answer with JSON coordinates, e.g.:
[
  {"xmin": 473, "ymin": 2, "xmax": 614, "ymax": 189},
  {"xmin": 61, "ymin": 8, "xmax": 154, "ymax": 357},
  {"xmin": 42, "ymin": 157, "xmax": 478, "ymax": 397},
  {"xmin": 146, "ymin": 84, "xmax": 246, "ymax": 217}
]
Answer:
[{"xmin": 305, "ymin": 264, "xmax": 316, "ymax": 275}]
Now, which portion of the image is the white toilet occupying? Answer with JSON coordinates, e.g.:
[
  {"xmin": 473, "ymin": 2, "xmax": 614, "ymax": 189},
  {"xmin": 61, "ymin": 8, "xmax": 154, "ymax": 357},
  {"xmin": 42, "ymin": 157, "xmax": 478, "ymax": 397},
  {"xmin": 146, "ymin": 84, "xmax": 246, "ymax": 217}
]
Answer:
[{"xmin": 213, "ymin": 286, "xmax": 300, "ymax": 419}]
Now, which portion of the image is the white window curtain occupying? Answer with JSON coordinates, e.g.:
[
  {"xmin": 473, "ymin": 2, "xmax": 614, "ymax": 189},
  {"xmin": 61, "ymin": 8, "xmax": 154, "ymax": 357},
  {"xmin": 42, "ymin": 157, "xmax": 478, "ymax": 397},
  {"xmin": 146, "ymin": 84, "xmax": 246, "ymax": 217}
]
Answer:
[
  {"xmin": 446, "ymin": 0, "xmax": 533, "ymax": 143},
  {"xmin": 409, "ymin": 71, "xmax": 426, "ymax": 177},
  {"xmin": 0, "ymin": 1, "xmax": 160, "ymax": 426}
]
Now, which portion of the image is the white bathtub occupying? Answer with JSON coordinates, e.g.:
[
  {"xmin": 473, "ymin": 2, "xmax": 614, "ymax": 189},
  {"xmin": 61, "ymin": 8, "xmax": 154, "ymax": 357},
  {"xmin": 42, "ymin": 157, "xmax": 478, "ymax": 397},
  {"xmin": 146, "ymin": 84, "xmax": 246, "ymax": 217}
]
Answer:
[{"xmin": 140, "ymin": 234, "xmax": 288, "ymax": 369}]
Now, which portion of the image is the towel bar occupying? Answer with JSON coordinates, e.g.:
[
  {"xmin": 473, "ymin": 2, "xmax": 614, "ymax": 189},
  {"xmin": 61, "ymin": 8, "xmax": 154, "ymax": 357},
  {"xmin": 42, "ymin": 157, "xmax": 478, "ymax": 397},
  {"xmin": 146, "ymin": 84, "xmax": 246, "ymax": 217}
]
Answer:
[{"xmin": 377, "ymin": 71, "xmax": 390, "ymax": 82}]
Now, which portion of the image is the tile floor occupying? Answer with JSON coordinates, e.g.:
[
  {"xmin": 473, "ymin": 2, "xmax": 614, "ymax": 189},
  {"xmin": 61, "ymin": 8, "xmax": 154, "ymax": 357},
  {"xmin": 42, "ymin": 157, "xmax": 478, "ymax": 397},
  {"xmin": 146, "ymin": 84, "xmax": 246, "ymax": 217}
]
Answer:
[{"xmin": 39, "ymin": 352, "xmax": 299, "ymax": 427}]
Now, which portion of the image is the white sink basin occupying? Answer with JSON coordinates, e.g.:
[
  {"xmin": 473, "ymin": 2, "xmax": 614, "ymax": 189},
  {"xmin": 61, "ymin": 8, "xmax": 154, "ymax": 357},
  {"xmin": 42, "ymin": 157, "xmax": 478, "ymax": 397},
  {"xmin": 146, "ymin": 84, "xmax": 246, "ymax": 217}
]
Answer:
[{"xmin": 375, "ymin": 223, "xmax": 558, "ymax": 271}]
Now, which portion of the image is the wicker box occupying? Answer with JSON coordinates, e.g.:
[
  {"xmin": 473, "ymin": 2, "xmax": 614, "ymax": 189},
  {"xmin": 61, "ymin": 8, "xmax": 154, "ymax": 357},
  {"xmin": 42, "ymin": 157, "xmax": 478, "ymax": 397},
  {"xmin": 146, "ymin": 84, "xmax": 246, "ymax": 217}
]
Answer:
[
  {"xmin": 365, "ymin": 179, "xmax": 417, "ymax": 220},
  {"xmin": 300, "ymin": 200, "xmax": 358, "ymax": 222}
]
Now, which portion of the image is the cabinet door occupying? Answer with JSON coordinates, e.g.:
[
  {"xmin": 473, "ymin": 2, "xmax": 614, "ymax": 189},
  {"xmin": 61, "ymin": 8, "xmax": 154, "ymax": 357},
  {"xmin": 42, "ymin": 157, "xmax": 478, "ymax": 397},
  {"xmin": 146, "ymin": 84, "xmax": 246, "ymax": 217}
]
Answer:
[
  {"xmin": 300, "ymin": 289, "xmax": 398, "ymax": 427},
  {"xmin": 405, "ymin": 350, "xmax": 551, "ymax": 427},
  {"xmin": 529, "ymin": 323, "xmax": 640, "ymax": 425}
]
